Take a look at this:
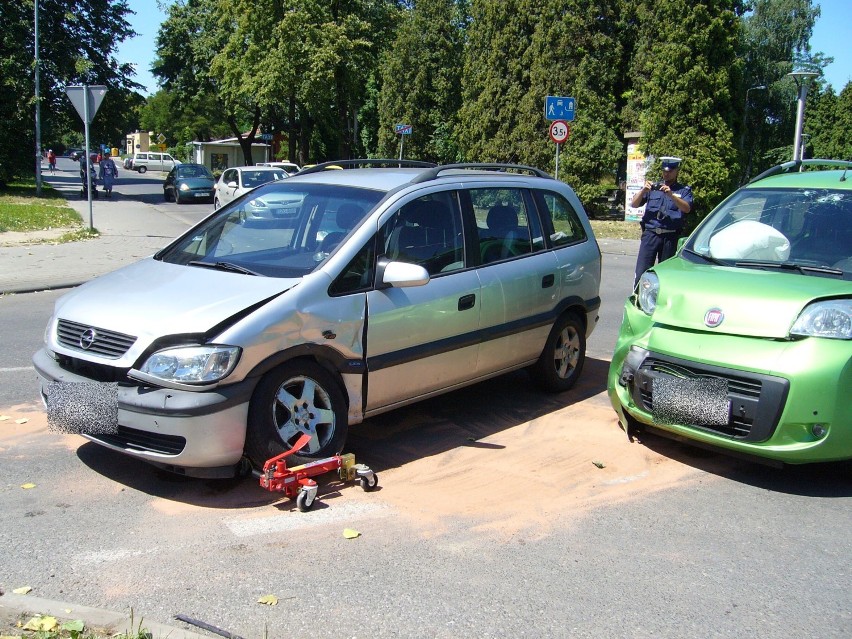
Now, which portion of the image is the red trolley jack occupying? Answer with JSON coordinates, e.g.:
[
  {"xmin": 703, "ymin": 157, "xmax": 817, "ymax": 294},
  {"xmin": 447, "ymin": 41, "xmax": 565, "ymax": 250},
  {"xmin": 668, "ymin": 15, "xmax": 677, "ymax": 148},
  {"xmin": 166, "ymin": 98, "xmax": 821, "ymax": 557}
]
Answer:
[{"xmin": 258, "ymin": 433, "xmax": 378, "ymax": 512}]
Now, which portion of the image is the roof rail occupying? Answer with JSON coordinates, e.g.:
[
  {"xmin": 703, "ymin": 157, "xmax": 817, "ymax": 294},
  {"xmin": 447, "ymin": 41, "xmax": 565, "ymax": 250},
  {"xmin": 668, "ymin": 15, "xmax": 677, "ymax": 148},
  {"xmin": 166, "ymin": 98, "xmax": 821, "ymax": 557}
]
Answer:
[
  {"xmin": 298, "ymin": 159, "xmax": 437, "ymax": 176},
  {"xmin": 409, "ymin": 163, "xmax": 553, "ymax": 184},
  {"xmin": 749, "ymin": 158, "xmax": 852, "ymax": 184}
]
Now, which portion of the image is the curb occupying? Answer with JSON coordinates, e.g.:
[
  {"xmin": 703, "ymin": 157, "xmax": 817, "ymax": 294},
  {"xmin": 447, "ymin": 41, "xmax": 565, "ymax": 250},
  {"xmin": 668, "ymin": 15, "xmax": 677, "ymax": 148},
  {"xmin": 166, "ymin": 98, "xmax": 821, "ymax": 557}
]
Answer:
[{"xmin": 0, "ymin": 592, "xmax": 212, "ymax": 639}]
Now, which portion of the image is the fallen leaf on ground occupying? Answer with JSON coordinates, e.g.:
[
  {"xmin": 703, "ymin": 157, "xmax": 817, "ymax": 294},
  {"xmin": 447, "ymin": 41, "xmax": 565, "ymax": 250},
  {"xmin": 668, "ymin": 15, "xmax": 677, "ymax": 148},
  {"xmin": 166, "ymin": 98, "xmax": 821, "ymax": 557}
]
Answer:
[
  {"xmin": 14, "ymin": 418, "xmax": 28, "ymax": 424},
  {"xmin": 23, "ymin": 616, "xmax": 58, "ymax": 632},
  {"xmin": 20, "ymin": 483, "xmax": 36, "ymax": 490},
  {"xmin": 0, "ymin": 415, "xmax": 10, "ymax": 421},
  {"xmin": 592, "ymin": 461, "xmax": 606, "ymax": 469},
  {"xmin": 343, "ymin": 528, "xmax": 361, "ymax": 539},
  {"xmin": 257, "ymin": 595, "xmax": 278, "ymax": 606},
  {"xmin": 61, "ymin": 620, "xmax": 85, "ymax": 632},
  {"xmin": 12, "ymin": 586, "xmax": 32, "ymax": 594}
]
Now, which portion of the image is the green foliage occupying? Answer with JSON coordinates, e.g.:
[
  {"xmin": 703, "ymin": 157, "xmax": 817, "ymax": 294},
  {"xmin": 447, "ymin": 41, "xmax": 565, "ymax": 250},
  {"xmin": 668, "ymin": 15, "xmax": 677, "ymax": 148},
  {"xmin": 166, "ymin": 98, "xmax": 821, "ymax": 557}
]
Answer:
[
  {"xmin": 0, "ymin": 180, "xmax": 82, "ymax": 232},
  {"xmin": 377, "ymin": 0, "xmax": 465, "ymax": 162},
  {"xmin": 628, "ymin": 0, "xmax": 743, "ymax": 218}
]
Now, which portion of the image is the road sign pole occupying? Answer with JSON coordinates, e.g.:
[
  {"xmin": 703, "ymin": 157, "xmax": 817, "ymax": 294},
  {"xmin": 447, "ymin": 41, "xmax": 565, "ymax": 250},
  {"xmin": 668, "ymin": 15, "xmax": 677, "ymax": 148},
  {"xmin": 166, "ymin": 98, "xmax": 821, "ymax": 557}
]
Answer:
[
  {"xmin": 399, "ymin": 134, "xmax": 404, "ymax": 161},
  {"xmin": 555, "ymin": 143, "xmax": 560, "ymax": 181},
  {"xmin": 83, "ymin": 84, "xmax": 93, "ymax": 230}
]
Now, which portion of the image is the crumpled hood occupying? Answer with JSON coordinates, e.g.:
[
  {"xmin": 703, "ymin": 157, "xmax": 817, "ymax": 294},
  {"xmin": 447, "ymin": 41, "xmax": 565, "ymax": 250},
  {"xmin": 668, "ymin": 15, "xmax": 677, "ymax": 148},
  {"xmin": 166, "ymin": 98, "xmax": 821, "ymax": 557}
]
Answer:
[
  {"xmin": 54, "ymin": 258, "xmax": 299, "ymax": 345},
  {"xmin": 651, "ymin": 258, "xmax": 850, "ymax": 338}
]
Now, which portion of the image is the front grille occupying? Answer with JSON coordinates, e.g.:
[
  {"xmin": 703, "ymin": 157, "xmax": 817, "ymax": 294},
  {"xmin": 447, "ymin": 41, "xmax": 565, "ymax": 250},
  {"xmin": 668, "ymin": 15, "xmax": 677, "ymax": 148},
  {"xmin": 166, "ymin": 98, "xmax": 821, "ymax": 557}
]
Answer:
[
  {"xmin": 90, "ymin": 426, "xmax": 186, "ymax": 456},
  {"xmin": 57, "ymin": 319, "xmax": 137, "ymax": 358},
  {"xmin": 631, "ymin": 354, "xmax": 789, "ymax": 442}
]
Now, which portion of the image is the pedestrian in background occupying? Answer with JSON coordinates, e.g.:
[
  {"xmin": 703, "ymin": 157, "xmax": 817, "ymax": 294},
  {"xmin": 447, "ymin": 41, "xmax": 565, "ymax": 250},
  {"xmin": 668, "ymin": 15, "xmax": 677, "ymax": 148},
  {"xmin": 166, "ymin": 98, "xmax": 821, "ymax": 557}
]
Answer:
[
  {"xmin": 99, "ymin": 151, "xmax": 118, "ymax": 198},
  {"xmin": 631, "ymin": 156, "xmax": 693, "ymax": 286},
  {"xmin": 47, "ymin": 149, "xmax": 56, "ymax": 173}
]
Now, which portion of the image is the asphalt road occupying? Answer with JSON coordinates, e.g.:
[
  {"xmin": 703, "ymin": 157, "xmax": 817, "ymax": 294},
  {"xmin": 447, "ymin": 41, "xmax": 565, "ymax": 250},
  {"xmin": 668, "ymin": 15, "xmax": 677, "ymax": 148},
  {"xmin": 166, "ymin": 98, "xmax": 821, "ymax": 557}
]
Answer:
[{"xmin": 1, "ymin": 175, "xmax": 850, "ymax": 639}]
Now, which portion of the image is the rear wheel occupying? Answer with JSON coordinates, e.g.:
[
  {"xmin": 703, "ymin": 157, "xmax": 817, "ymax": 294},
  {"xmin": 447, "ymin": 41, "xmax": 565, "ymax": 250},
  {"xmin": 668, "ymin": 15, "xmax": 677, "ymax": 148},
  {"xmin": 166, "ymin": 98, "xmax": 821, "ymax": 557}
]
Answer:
[
  {"xmin": 528, "ymin": 313, "xmax": 585, "ymax": 392},
  {"xmin": 214, "ymin": 196, "xmax": 221, "ymax": 210},
  {"xmin": 245, "ymin": 360, "xmax": 349, "ymax": 468},
  {"xmin": 137, "ymin": 166, "xmax": 147, "ymax": 174}
]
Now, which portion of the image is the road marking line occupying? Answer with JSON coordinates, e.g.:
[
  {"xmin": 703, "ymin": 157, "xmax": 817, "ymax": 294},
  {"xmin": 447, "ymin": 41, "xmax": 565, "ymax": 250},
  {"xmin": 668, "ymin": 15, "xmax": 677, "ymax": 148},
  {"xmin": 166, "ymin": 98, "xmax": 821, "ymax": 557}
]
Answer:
[{"xmin": 225, "ymin": 501, "xmax": 391, "ymax": 538}]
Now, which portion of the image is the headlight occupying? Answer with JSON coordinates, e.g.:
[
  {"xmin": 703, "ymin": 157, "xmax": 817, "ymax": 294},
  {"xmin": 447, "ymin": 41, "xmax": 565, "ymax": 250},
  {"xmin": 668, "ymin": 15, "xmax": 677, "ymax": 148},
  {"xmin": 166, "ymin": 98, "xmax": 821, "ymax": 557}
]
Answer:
[
  {"xmin": 248, "ymin": 198, "xmax": 267, "ymax": 208},
  {"xmin": 179, "ymin": 183, "xmax": 191, "ymax": 191},
  {"xmin": 139, "ymin": 345, "xmax": 241, "ymax": 384},
  {"xmin": 637, "ymin": 272, "xmax": 659, "ymax": 316},
  {"xmin": 790, "ymin": 300, "xmax": 852, "ymax": 340}
]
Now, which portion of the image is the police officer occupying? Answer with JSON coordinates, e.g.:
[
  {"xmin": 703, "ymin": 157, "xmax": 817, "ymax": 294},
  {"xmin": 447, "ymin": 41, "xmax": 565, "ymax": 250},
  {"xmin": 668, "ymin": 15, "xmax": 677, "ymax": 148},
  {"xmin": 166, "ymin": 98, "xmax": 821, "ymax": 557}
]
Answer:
[{"xmin": 631, "ymin": 156, "xmax": 693, "ymax": 286}]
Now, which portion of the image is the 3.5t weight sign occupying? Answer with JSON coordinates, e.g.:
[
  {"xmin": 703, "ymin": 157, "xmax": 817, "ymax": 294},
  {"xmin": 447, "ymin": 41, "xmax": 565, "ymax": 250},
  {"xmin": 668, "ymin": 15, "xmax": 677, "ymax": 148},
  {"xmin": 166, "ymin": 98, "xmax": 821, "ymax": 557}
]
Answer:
[{"xmin": 549, "ymin": 120, "xmax": 570, "ymax": 144}]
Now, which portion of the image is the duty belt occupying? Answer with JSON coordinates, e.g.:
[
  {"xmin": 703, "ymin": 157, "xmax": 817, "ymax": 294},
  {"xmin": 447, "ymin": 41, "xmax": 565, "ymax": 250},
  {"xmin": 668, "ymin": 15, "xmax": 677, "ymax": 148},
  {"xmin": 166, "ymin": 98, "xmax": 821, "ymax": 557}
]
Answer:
[{"xmin": 649, "ymin": 227, "xmax": 678, "ymax": 235}]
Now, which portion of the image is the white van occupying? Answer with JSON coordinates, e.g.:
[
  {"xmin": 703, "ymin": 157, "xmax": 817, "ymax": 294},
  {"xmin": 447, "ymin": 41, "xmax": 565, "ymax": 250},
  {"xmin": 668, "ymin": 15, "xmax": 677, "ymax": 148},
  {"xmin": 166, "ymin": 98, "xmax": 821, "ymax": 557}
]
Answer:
[{"xmin": 132, "ymin": 152, "xmax": 181, "ymax": 173}]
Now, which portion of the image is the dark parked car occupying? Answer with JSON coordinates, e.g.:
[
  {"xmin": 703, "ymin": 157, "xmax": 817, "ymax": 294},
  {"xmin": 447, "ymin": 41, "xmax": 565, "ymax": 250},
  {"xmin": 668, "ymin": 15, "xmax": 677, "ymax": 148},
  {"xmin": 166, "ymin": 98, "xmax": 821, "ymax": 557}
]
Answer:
[
  {"xmin": 163, "ymin": 163, "xmax": 216, "ymax": 204},
  {"xmin": 68, "ymin": 149, "xmax": 85, "ymax": 161}
]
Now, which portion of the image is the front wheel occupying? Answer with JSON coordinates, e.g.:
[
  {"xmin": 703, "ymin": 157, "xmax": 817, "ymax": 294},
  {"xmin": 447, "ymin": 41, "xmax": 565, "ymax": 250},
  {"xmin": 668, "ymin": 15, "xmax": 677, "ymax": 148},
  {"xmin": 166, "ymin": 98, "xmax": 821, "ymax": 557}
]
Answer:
[
  {"xmin": 528, "ymin": 313, "xmax": 586, "ymax": 392},
  {"xmin": 213, "ymin": 196, "xmax": 221, "ymax": 210},
  {"xmin": 137, "ymin": 166, "xmax": 147, "ymax": 174},
  {"xmin": 245, "ymin": 360, "xmax": 349, "ymax": 468}
]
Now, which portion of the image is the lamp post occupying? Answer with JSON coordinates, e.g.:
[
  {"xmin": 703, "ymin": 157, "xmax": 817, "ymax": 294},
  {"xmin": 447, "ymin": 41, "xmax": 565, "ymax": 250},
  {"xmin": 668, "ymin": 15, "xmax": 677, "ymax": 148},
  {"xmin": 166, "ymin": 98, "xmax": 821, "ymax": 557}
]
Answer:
[
  {"xmin": 740, "ymin": 85, "xmax": 766, "ymax": 183},
  {"xmin": 34, "ymin": 0, "xmax": 42, "ymax": 196},
  {"xmin": 787, "ymin": 70, "xmax": 819, "ymax": 162}
]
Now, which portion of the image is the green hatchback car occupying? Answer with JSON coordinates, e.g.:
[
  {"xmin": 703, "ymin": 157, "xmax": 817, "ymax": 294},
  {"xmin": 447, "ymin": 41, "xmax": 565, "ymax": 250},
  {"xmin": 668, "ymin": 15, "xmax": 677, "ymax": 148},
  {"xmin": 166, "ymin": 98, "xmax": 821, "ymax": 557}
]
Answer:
[{"xmin": 609, "ymin": 159, "xmax": 852, "ymax": 465}]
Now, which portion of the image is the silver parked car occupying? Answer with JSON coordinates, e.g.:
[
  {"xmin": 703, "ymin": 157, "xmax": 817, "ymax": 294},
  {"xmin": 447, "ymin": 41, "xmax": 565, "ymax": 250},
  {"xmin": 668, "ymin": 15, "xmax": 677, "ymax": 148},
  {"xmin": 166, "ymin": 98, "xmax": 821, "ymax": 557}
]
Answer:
[
  {"xmin": 34, "ymin": 161, "xmax": 602, "ymax": 478},
  {"xmin": 214, "ymin": 166, "xmax": 289, "ymax": 210}
]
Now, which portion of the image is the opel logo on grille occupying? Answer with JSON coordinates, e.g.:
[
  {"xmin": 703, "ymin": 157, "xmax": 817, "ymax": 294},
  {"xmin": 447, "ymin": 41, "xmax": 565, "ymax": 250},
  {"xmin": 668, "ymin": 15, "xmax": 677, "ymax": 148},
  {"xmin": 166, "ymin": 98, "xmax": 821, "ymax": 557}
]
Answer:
[
  {"xmin": 79, "ymin": 328, "xmax": 97, "ymax": 350},
  {"xmin": 704, "ymin": 308, "xmax": 725, "ymax": 328}
]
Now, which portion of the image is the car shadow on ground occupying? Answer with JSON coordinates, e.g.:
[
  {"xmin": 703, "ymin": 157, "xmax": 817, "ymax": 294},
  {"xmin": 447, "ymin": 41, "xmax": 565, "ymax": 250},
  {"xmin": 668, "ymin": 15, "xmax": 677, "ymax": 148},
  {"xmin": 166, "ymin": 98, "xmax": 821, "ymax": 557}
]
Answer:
[
  {"xmin": 45, "ymin": 165, "xmax": 169, "ymax": 204},
  {"xmin": 74, "ymin": 357, "xmax": 612, "ymax": 508},
  {"xmin": 631, "ymin": 427, "xmax": 852, "ymax": 498}
]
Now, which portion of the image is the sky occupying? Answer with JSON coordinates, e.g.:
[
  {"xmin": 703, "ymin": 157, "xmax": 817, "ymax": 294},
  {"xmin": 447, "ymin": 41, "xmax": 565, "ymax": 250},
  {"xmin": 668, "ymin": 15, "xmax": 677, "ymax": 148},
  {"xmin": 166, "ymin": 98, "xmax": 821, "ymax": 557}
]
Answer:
[{"xmin": 116, "ymin": 0, "xmax": 851, "ymax": 97}]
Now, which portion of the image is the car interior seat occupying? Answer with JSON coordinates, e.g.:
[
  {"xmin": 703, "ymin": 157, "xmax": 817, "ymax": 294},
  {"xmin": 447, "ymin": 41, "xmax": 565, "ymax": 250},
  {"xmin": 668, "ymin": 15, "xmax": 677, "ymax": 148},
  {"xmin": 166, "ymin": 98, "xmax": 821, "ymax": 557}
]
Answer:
[
  {"xmin": 482, "ymin": 204, "xmax": 528, "ymax": 262},
  {"xmin": 319, "ymin": 203, "xmax": 365, "ymax": 253}
]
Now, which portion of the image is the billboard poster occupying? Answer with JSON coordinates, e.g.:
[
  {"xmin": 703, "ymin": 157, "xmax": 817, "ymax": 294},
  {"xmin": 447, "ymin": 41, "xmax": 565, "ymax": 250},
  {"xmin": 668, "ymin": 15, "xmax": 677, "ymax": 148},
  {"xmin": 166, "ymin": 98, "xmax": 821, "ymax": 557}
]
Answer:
[{"xmin": 625, "ymin": 143, "xmax": 651, "ymax": 222}]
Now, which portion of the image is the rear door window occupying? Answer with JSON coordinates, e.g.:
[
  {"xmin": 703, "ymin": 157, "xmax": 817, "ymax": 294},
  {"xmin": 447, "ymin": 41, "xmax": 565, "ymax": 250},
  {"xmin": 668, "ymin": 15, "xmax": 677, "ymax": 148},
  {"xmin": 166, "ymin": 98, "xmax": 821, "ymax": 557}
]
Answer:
[
  {"xmin": 534, "ymin": 190, "xmax": 588, "ymax": 247},
  {"xmin": 470, "ymin": 188, "xmax": 540, "ymax": 264}
]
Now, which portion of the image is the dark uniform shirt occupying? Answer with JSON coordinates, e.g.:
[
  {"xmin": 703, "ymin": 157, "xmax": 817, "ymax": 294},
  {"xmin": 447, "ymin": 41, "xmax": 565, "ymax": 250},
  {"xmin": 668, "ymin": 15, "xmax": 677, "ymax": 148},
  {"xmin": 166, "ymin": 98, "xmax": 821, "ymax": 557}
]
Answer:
[{"xmin": 637, "ymin": 181, "xmax": 694, "ymax": 231}]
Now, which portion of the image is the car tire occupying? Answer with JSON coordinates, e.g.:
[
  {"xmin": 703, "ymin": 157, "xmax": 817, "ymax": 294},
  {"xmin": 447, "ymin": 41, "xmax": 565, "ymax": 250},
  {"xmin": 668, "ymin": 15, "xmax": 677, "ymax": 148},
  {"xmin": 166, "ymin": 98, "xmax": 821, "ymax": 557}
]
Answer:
[
  {"xmin": 138, "ymin": 166, "xmax": 147, "ymax": 174},
  {"xmin": 175, "ymin": 193, "xmax": 183, "ymax": 204},
  {"xmin": 214, "ymin": 196, "xmax": 220, "ymax": 210},
  {"xmin": 164, "ymin": 189, "xmax": 171, "ymax": 202},
  {"xmin": 528, "ymin": 313, "xmax": 585, "ymax": 392},
  {"xmin": 245, "ymin": 360, "xmax": 349, "ymax": 469}
]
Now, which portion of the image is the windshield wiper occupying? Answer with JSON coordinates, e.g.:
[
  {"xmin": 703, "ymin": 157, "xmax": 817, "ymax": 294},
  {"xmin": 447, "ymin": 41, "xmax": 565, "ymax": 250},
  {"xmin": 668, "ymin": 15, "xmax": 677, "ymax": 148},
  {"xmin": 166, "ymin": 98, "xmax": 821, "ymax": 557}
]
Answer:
[
  {"xmin": 188, "ymin": 260, "xmax": 259, "ymax": 276},
  {"xmin": 683, "ymin": 247, "xmax": 727, "ymax": 265},
  {"xmin": 734, "ymin": 260, "xmax": 843, "ymax": 276}
]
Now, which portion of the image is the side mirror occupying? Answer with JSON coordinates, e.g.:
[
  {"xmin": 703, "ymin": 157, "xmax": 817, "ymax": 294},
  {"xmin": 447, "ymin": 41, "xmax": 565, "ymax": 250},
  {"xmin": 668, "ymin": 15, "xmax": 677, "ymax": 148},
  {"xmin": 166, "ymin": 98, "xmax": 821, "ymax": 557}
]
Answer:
[
  {"xmin": 376, "ymin": 258, "xmax": 430, "ymax": 289},
  {"xmin": 227, "ymin": 181, "xmax": 238, "ymax": 189}
]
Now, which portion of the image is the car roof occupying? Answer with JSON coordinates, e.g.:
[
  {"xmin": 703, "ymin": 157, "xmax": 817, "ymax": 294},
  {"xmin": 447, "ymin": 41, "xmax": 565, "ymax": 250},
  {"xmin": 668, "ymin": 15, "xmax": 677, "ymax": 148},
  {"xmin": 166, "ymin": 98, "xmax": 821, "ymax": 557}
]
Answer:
[
  {"xmin": 232, "ymin": 165, "xmax": 285, "ymax": 171},
  {"xmin": 748, "ymin": 160, "xmax": 852, "ymax": 190},
  {"xmin": 287, "ymin": 161, "xmax": 555, "ymax": 193}
]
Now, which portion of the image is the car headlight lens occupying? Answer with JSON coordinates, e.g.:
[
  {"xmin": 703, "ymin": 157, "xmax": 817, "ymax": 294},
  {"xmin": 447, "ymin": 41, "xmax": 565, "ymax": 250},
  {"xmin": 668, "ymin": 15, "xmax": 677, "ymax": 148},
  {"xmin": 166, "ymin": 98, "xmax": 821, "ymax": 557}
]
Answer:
[
  {"xmin": 179, "ymin": 183, "xmax": 191, "ymax": 191},
  {"xmin": 140, "ymin": 345, "xmax": 241, "ymax": 383},
  {"xmin": 247, "ymin": 198, "xmax": 267, "ymax": 208},
  {"xmin": 790, "ymin": 300, "xmax": 852, "ymax": 340},
  {"xmin": 637, "ymin": 272, "xmax": 659, "ymax": 316}
]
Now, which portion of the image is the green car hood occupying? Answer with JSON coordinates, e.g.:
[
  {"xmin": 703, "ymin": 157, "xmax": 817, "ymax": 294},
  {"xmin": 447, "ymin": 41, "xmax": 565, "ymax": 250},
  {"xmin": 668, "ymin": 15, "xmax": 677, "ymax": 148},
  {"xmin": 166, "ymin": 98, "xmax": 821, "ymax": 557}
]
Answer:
[{"xmin": 652, "ymin": 258, "xmax": 851, "ymax": 338}]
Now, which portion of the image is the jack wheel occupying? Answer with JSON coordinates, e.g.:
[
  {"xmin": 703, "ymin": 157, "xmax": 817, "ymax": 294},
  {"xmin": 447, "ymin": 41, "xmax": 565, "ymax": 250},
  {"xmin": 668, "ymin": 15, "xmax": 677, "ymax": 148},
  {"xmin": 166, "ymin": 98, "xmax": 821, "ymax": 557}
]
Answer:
[
  {"xmin": 297, "ymin": 490, "xmax": 315, "ymax": 512},
  {"xmin": 359, "ymin": 473, "xmax": 378, "ymax": 492}
]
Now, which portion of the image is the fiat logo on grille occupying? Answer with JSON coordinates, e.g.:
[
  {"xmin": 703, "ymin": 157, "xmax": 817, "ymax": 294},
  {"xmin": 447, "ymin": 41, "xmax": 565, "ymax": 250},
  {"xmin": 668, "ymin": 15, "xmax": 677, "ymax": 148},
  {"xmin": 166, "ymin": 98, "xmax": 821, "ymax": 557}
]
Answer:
[
  {"xmin": 79, "ymin": 328, "xmax": 97, "ymax": 350},
  {"xmin": 704, "ymin": 308, "xmax": 725, "ymax": 328}
]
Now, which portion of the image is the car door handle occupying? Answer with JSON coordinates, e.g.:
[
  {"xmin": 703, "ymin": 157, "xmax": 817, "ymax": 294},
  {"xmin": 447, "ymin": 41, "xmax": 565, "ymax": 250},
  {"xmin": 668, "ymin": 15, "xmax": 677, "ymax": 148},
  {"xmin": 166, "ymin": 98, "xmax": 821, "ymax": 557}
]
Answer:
[
  {"xmin": 458, "ymin": 294, "xmax": 476, "ymax": 311},
  {"xmin": 542, "ymin": 274, "xmax": 555, "ymax": 288}
]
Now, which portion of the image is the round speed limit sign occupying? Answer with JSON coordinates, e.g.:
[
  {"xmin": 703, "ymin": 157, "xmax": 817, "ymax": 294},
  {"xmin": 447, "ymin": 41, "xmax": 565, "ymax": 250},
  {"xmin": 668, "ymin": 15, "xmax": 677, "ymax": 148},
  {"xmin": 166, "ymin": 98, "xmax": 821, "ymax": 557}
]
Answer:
[{"xmin": 549, "ymin": 120, "xmax": 570, "ymax": 144}]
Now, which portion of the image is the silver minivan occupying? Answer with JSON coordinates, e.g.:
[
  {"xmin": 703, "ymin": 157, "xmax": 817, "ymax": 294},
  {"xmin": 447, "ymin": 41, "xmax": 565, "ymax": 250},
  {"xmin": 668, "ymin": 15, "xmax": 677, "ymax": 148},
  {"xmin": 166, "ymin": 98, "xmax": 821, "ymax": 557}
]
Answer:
[
  {"xmin": 34, "ymin": 161, "xmax": 602, "ymax": 477},
  {"xmin": 132, "ymin": 152, "xmax": 180, "ymax": 173}
]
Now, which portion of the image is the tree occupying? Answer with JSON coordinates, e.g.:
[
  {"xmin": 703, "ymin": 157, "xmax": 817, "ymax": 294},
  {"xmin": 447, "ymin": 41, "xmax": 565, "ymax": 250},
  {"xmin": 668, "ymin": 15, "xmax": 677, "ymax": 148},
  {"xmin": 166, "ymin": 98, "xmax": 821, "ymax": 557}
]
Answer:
[
  {"xmin": 806, "ymin": 81, "xmax": 852, "ymax": 160},
  {"xmin": 377, "ymin": 0, "xmax": 466, "ymax": 162},
  {"xmin": 0, "ymin": 0, "xmax": 139, "ymax": 183},
  {"xmin": 739, "ymin": 0, "xmax": 823, "ymax": 177},
  {"xmin": 627, "ymin": 0, "xmax": 744, "ymax": 220}
]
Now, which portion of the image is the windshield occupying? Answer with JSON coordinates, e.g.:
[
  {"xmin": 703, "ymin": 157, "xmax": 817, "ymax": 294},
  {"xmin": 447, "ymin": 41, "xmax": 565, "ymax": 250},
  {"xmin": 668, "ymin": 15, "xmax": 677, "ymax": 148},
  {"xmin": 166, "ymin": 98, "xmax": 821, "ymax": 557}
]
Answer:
[
  {"xmin": 177, "ymin": 165, "xmax": 213, "ymax": 179},
  {"xmin": 686, "ymin": 188, "xmax": 852, "ymax": 276},
  {"xmin": 241, "ymin": 169, "xmax": 287, "ymax": 187},
  {"xmin": 156, "ymin": 182, "xmax": 385, "ymax": 278}
]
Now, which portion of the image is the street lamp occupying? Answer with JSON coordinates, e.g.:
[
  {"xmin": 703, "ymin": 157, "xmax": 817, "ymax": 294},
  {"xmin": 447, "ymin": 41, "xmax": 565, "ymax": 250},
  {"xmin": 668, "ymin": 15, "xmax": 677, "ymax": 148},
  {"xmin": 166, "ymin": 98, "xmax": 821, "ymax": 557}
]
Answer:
[
  {"xmin": 740, "ymin": 85, "xmax": 766, "ymax": 183},
  {"xmin": 787, "ymin": 70, "xmax": 819, "ymax": 162}
]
